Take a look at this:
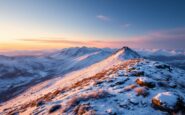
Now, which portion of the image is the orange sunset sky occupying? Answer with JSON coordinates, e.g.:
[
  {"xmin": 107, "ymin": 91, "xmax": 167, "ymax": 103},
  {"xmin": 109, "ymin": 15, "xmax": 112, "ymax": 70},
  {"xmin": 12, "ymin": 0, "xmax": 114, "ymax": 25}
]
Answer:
[{"xmin": 0, "ymin": 0, "xmax": 185, "ymax": 50}]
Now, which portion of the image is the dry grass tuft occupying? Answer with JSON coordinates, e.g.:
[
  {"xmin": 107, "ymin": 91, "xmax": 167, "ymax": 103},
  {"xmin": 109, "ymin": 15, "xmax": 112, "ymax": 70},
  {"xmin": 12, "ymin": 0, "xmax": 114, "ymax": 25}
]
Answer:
[
  {"xmin": 124, "ymin": 84, "xmax": 137, "ymax": 91},
  {"xmin": 134, "ymin": 87, "xmax": 149, "ymax": 97},
  {"xmin": 73, "ymin": 104, "xmax": 96, "ymax": 115},
  {"xmin": 62, "ymin": 89, "xmax": 110, "ymax": 113},
  {"xmin": 3, "ymin": 59, "xmax": 142, "ymax": 115}
]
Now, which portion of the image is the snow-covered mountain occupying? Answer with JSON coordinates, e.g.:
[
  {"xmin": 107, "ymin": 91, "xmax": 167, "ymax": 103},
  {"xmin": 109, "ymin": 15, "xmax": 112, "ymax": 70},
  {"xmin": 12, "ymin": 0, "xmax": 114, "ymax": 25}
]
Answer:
[
  {"xmin": 0, "ymin": 47, "xmax": 115, "ymax": 103},
  {"xmin": 116, "ymin": 47, "xmax": 140, "ymax": 60},
  {"xmin": 0, "ymin": 47, "xmax": 184, "ymax": 115},
  {"xmin": 136, "ymin": 49, "xmax": 185, "ymax": 70},
  {"xmin": 136, "ymin": 49, "xmax": 185, "ymax": 57}
]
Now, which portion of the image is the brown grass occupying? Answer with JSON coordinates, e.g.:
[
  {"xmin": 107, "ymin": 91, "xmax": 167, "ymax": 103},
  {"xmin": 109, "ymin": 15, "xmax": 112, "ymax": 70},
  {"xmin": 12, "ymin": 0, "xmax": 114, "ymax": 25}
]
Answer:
[
  {"xmin": 3, "ymin": 59, "xmax": 142, "ymax": 115},
  {"xmin": 62, "ymin": 89, "xmax": 110, "ymax": 113},
  {"xmin": 134, "ymin": 87, "xmax": 149, "ymax": 97},
  {"xmin": 124, "ymin": 84, "xmax": 137, "ymax": 91},
  {"xmin": 73, "ymin": 104, "xmax": 96, "ymax": 115}
]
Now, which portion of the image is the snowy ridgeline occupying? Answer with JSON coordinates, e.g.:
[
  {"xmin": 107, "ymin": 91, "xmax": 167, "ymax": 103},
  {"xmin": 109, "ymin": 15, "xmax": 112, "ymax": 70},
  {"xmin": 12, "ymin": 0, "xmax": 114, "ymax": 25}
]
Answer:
[
  {"xmin": 0, "ymin": 47, "xmax": 185, "ymax": 115},
  {"xmin": 1, "ymin": 59, "xmax": 185, "ymax": 115},
  {"xmin": 0, "ymin": 47, "xmax": 115, "ymax": 102}
]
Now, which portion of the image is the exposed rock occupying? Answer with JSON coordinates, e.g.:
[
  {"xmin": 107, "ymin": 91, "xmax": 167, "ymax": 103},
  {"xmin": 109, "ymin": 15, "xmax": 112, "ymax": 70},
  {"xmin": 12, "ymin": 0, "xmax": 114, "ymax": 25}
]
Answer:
[
  {"xmin": 36, "ymin": 100, "xmax": 45, "ymax": 107},
  {"xmin": 152, "ymin": 92, "xmax": 184, "ymax": 112},
  {"xmin": 49, "ymin": 104, "xmax": 61, "ymax": 113},
  {"xmin": 106, "ymin": 78, "xmax": 115, "ymax": 83},
  {"xmin": 115, "ymin": 81, "xmax": 125, "ymax": 85},
  {"xmin": 136, "ymin": 77, "xmax": 155, "ymax": 88},
  {"xmin": 127, "ymin": 67, "xmax": 136, "ymax": 72},
  {"xmin": 129, "ymin": 70, "xmax": 144, "ymax": 76},
  {"xmin": 106, "ymin": 109, "xmax": 117, "ymax": 115},
  {"xmin": 134, "ymin": 87, "xmax": 149, "ymax": 97},
  {"xmin": 155, "ymin": 64, "xmax": 172, "ymax": 72},
  {"xmin": 96, "ymin": 80, "xmax": 103, "ymax": 85},
  {"xmin": 1, "ymin": 58, "xmax": 185, "ymax": 115},
  {"xmin": 115, "ymin": 77, "xmax": 129, "ymax": 85},
  {"xmin": 123, "ymin": 84, "xmax": 137, "ymax": 91}
]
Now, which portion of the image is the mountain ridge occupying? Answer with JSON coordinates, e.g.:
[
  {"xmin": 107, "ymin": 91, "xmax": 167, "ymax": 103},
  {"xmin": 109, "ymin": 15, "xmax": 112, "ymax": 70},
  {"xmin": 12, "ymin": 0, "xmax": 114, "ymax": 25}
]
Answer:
[
  {"xmin": 0, "ymin": 47, "xmax": 185, "ymax": 115},
  {"xmin": 113, "ymin": 46, "xmax": 141, "ymax": 60}
]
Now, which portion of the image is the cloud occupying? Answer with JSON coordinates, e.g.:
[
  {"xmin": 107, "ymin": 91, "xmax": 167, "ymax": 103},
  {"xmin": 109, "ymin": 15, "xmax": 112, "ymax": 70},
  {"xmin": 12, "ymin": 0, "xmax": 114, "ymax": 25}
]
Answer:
[
  {"xmin": 89, "ymin": 28, "xmax": 185, "ymax": 49},
  {"xmin": 121, "ymin": 23, "xmax": 131, "ymax": 28},
  {"xmin": 96, "ymin": 15, "xmax": 110, "ymax": 21},
  {"xmin": 125, "ymin": 28, "xmax": 185, "ymax": 49},
  {"xmin": 18, "ymin": 38, "xmax": 138, "ymax": 49},
  {"xmin": 18, "ymin": 28, "xmax": 185, "ymax": 49},
  {"xmin": 19, "ymin": 38, "xmax": 87, "ymax": 45},
  {"xmin": 136, "ymin": 49, "xmax": 185, "ymax": 57}
]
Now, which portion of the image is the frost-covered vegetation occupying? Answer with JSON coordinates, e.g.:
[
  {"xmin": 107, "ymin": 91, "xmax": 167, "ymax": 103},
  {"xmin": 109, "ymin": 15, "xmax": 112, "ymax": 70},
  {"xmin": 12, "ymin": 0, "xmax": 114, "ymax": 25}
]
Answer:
[
  {"xmin": 1, "ymin": 59, "xmax": 185, "ymax": 115},
  {"xmin": 0, "ymin": 47, "xmax": 185, "ymax": 115}
]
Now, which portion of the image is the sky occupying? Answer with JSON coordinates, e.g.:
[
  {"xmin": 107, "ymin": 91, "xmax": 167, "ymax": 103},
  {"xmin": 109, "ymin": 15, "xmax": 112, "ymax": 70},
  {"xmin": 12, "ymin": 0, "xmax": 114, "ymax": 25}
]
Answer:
[{"xmin": 0, "ymin": 0, "xmax": 185, "ymax": 50}]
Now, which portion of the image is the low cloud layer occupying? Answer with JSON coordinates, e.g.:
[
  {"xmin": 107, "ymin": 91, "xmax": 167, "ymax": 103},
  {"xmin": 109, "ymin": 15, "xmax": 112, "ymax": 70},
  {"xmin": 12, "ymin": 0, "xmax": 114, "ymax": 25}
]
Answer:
[{"xmin": 18, "ymin": 28, "xmax": 185, "ymax": 50}]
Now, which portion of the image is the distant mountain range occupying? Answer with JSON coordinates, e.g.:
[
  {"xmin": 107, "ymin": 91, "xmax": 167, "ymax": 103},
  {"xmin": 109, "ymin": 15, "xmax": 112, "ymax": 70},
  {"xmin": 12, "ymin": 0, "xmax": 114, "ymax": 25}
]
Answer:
[
  {"xmin": 136, "ymin": 49, "xmax": 185, "ymax": 70},
  {"xmin": 0, "ymin": 47, "xmax": 115, "ymax": 103}
]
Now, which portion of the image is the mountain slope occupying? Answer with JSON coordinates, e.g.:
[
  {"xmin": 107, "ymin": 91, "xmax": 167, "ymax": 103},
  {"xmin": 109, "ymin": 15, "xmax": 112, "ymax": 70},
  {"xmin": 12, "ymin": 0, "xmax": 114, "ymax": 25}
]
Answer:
[
  {"xmin": 0, "ymin": 47, "xmax": 114, "ymax": 103},
  {"xmin": 0, "ymin": 47, "xmax": 185, "ymax": 115},
  {"xmin": 116, "ymin": 47, "xmax": 140, "ymax": 60}
]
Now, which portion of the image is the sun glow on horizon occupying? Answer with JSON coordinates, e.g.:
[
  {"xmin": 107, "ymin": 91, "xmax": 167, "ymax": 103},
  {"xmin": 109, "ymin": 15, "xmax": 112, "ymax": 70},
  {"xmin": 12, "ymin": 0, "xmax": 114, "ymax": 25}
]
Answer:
[{"xmin": 0, "ymin": 0, "xmax": 185, "ymax": 50}]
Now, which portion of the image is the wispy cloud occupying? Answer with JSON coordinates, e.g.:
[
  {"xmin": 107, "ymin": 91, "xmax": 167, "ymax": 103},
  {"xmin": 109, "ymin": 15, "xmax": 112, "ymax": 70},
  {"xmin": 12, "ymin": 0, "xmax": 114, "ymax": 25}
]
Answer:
[
  {"xmin": 19, "ymin": 38, "xmax": 86, "ymax": 45},
  {"xmin": 124, "ymin": 28, "xmax": 185, "ymax": 49},
  {"xmin": 18, "ymin": 38, "xmax": 130, "ymax": 48},
  {"xmin": 121, "ymin": 23, "xmax": 131, "ymax": 28},
  {"xmin": 96, "ymin": 15, "xmax": 110, "ymax": 21},
  {"xmin": 18, "ymin": 28, "xmax": 185, "ymax": 49}
]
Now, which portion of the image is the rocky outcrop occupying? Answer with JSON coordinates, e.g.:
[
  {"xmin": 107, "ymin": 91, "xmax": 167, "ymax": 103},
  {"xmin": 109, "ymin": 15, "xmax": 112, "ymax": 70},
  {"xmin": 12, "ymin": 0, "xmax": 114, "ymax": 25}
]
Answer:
[{"xmin": 152, "ymin": 92, "xmax": 185, "ymax": 112}]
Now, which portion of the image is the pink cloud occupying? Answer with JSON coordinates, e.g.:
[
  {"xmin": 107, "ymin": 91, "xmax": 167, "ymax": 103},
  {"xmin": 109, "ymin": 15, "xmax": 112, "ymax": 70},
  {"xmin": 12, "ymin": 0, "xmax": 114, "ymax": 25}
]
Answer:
[
  {"xmin": 126, "ymin": 28, "xmax": 185, "ymax": 49},
  {"xmin": 19, "ymin": 39, "xmax": 86, "ymax": 45},
  {"xmin": 18, "ymin": 28, "xmax": 185, "ymax": 49}
]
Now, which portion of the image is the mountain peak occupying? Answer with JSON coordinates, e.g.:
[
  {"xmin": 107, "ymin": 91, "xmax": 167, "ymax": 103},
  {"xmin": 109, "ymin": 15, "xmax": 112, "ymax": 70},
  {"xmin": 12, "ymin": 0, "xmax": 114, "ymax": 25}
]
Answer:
[
  {"xmin": 121, "ymin": 46, "xmax": 130, "ymax": 49},
  {"xmin": 120, "ymin": 46, "xmax": 133, "ymax": 51},
  {"xmin": 114, "ymin": 46, "xmax": 141, "ymax": 60}
]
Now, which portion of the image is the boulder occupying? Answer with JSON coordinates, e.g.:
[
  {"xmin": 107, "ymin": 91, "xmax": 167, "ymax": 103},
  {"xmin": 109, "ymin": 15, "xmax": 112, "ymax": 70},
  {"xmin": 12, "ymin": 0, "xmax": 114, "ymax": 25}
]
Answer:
[
  {"xmin": 136, "ymin": 77, "xmax": 155, "ymax": 88},
  {"xmin": 152, "ymin": 92, "xmax": 184, "ymax": 112}
]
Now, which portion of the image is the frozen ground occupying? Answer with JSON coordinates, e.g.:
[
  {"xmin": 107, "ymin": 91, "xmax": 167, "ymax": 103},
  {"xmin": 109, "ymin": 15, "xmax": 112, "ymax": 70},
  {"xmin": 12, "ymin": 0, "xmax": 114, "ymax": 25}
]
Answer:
[
  {"xmin": 0, "ymin": 47, "xmax": 185, "ymax": 115},
  {"xmin": 0, "ymin": 47, "xmax": 114, "ymax": 102}
]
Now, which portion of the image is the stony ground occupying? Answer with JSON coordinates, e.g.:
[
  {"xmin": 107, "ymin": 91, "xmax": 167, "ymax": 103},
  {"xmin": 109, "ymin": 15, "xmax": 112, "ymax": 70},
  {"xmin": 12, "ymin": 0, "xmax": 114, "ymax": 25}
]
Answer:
[{"xmin": 1, "ymin": 59, "xmax": 185, "ymax": 115}]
